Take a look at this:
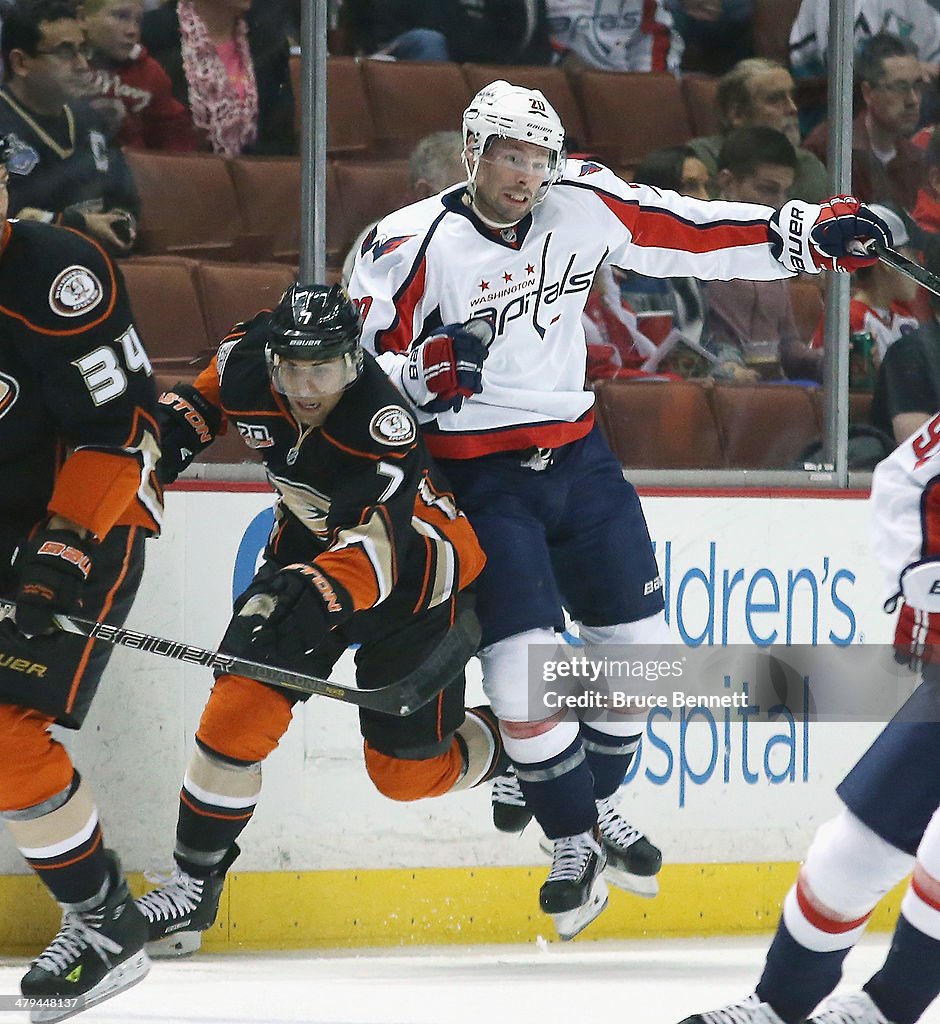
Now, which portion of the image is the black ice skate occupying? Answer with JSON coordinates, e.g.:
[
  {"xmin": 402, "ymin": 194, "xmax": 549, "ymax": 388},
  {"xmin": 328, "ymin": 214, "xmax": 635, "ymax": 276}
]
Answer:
[
  {"xmin": 538, "ymin": 795, "xmax": 662, "ymax": 897},
  {"xmin": 808, "ymin": 993, "xmax": 894, "ymax": 1024},
  {"xmin": 539, "ymin": 829, "xmax": 608, "ymax": 940},
  {"xmin": 135, "ymin": 844, "xmax": 239, "ymax": 958},
  {"xmin": 21, "ymin": 850, "xmax": 150, "ymax": 1023},
  {"xmin": 677, "ymin": 993, "xmax": 786, "ymax": 1024},
  {"xmin": 491, "ymin": 766, "xmax": 532, "ymax": 833}
]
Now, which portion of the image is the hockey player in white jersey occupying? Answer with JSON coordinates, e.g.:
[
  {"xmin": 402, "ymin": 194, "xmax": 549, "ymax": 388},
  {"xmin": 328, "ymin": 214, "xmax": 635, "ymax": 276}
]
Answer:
[
  {"xmin": 349, "ymin": 80, "xmax": 893, "ymax": 940},
  {"xmin": 676, "ymin": 416, "xmax": 940, "ymax": 1024}
]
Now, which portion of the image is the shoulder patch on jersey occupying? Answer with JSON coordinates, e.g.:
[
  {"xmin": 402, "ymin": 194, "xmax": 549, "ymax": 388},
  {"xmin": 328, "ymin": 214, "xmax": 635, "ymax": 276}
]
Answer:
[
  {"xmin": 216, "ymin": 337, "xmax": 239, "ymax": 379},
  {"xmin": 371, "ymin": 234, "xmax": 415, "ymax": 260},
  {"xmin": 5, "ymin": 133, "xmax": 38, "ymax": 176},
  {"xmin": 369, "ymin": 405, "xmax": 416, "ymax": 446},
  {"xmin": 48, "ymin": 265, "xmax": 103, "ymax": 317},
  {"xmin": 579, "ymin": 161, "xmax": 603, "ymax": 176}
]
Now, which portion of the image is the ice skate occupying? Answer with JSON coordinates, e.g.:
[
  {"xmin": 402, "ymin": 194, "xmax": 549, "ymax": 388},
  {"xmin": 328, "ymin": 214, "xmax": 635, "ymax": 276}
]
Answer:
[
  {"xmin": 539, "ymin": 829, "xmax": 608, "ymax": 940},
  {"xmin": 539, "ymin": 796, "xmax": 662, "ymax": 897},
  {"xmin": 20, "ymin": 850, "xmax": 150, "ymax": 1023},
  {"xmin": 808, "ymin": 992, "xmax": 894, "ymax": 1024},
  {"xmin": 491, "ymin": 766, "xmax": 532, "ymax": 833},
  {"xmin": 135, "ymin": 844, "xmax": 239, "ymax": 958},
  {"xmin": 677, "ymin": 992, "xmax": 786, "ymax": 1024}
]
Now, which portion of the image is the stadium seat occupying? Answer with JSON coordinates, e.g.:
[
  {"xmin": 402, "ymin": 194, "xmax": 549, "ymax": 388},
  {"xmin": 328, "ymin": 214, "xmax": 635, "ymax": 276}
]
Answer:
[
  {"xmin": 461, "ymin": 64, "xmax": 588, "ymax": 152},
  {"xmin": 125, "ymin": 151, "xmax": 270, "ymax": 261},
  {"xmin": 360, "ymin": 60, "xmax": 472, "ymax": 157},
  {"xmin": 195, "ymin": 261, "xmax": 297, "ymax": 347},
  {"xmin": 788, "ymin": 278, "xmax": 825, "ymax": 343},
  {"xmin": 593, "ymin": 379, "xmax": 724, "ymax": 469},
  {"xmin": 753, "ymin": 0, "xmax": 802, "ymax": 64},
  {"xmin": 228, "ymin": 157, "xmax": 301, "ymax": 264},
  {"xmin": 333, "ymin": 159, "xmax": 412, "ymax": 256},
  {"xmin": 711, "ymin": 383, "xmax": 820, "ymax": 469},
  {"xmin": 327, "ymin": 56, "xmax": 376, "ymax": 156},
  {"xmin": 119, "ymin": 258, "xmax": 212, "ymax": 371},
  {"xmin": 681, "ymin": 75, "xmax": 721, "ymax": 138}
]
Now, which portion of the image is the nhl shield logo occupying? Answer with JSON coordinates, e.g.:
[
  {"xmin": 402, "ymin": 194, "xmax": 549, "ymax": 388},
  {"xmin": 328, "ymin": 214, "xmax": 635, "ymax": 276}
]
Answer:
[{"xmin": 369, "ymin": 405, "xmax": 416, "ymax": 446}]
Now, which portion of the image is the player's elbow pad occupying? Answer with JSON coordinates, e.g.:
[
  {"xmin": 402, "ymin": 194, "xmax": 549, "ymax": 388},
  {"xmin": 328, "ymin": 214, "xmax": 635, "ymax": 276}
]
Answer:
[
  {"xmin": 156, "ymin": 383, "xmax": 222, "ymax": 484},
  {"xmin": 900, "ymin": 558, "xmax": 940, "ymax": 613}
]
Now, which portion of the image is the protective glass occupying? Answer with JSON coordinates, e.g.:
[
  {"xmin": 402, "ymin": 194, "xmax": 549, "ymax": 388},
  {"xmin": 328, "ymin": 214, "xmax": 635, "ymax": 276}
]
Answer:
[
  {"xmin": 479, "ymin": 145, "xmax": 554, "ymax": 178},
  {"xmin": 268, "ymin": 352, "xmax": 360, "ymax": 398}
]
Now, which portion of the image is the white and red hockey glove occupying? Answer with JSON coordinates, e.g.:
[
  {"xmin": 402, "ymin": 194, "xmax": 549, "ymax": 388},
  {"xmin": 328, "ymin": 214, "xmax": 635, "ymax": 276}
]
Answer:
[
  {"xmin": 769, "ymin": 196, "xmax": 892, "ymax": 275},
  {"xmin": 401, "ymin": 319, "xmax": 493, "ymax": 413},
  {"xmin": 893, "ymin": 558, "xmax": 940, "ymax": 669}
]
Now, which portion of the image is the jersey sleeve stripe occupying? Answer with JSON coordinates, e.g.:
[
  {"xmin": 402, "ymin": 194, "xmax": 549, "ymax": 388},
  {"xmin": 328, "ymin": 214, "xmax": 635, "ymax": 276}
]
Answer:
[
  {"xmin": 374, "ymin": 255, "xmax": 428, "ymax": 355},
  {"xmin": 319, "ymin": 505, "xmax": 398, "ymax": 609},
  {"xmin": 321, "ymin": 428, "xmax": 413, "ymax": 461},
  {"xmin": 921, "ymin": 479, "xmax": 940, "ymax": 557}
]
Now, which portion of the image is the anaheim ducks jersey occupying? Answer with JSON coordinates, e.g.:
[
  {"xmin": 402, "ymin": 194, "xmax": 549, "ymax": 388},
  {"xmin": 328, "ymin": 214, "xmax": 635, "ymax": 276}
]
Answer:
[
  {"xmin": 349, "ymin": 159, "xmax": 788, "ymax": 460},
  {"xmin": 0, "ymin": 219, "xmax": 161, "ymax": 566},
  {"xmin": 188, "ymin": 318, "xmax": 485, "ymax": 623},
  {"xmin": 870, "ymin": 411, "xmax": 940, "ymax": 592}
]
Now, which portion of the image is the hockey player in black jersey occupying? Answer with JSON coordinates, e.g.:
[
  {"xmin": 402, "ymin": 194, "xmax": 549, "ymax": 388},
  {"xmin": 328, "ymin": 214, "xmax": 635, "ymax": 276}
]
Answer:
[
  {"xmin": 135, "ymin": 283, "xmax": 504, "ymax": 948},
  {"xmin": 0, "ymin": 135, "xmax": 162, "ymax": 1018}
]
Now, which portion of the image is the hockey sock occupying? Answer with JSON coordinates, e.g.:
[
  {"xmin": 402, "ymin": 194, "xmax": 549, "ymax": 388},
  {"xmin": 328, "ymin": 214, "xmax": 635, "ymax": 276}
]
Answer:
[
  {"xmin": 755, "ymin": 878, "xmax": 870, "ymax": 1022},
  {"xmin": 864, "ymin": 893, "xmax": 940, "ymax": 1023},
  {"xmin": 501, "ymin": 721, "xmax": 597, "ymax": 839},
  {"xmin": 175, "ymin": 740, "xmax": 261, "ymax": 877},
  {"xmin": 579, "ymin": 722, "xmax": 640, "ymax": 800},
  {"xmin": 3, "ymin": 772, "xmax": 111, "ymax": 908}
]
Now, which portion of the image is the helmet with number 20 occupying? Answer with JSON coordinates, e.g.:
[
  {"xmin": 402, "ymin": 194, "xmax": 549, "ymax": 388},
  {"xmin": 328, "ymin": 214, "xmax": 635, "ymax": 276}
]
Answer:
[{"xmin": 462, "ymin": 80, "xmax": 566, "ymax": 205}]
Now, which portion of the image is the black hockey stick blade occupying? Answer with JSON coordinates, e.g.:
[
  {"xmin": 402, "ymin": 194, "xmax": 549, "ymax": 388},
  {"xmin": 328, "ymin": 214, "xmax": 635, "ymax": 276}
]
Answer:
[
  {"xmin": 870, "ymin": 240, "xmax": 940, "ymax": 299},
  {"xmin": 0, "ymin": 600, "xmax": 480, "ymax": 716}
]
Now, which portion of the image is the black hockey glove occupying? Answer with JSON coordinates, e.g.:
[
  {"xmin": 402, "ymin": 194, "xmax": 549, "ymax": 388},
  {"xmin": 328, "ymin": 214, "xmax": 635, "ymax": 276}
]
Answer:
[
  {"xmin": 401, "ymin": 319, "xmax": 493, "ymax": 413},
  {"xmin": 220, "ymin": 564, "xmax": 347, "ymax": 662},
  {"xmin": 13, "ymin": 529, "xmax": 93, "ymax": 636},
  {"xmin": 156, "ymin": 384, "xmax": 222, "ymax": 485}
]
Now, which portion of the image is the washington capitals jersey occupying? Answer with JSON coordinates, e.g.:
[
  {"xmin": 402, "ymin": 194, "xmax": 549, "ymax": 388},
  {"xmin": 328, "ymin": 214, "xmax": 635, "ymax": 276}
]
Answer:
[
  {"xmin": 0, "ymin": 219, "xmax": 161, "ymax": 563},
  {"xmin": 870, "ymin": 411, "xmax": 940, "ymax": 590},
  {"xmin": 184, "ymin": 318, "xmax": 484, "ymax": 622},
  {"xmin": 350, "ymin": 159, "xmax": 789, "ymax": 460}
]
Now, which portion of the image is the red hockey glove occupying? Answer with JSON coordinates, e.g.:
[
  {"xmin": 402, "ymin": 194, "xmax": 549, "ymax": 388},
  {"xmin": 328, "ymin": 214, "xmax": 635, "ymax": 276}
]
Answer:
[
  {"xmin": 13, "ymin": 529, "xmax": 93, "ymax": 636},
  {"xmin": 220, "ymin": 564, "xmax": 347, "ymax": 662},
  {"xmin": 769, "ymin": 197, "xmax": 891, "ymax": 274},
  {"xmin": 401, "ymin": 319, "xmax": 493, "ymax": 413},
  {"xmin": 156, "ymin": 384, "xmax": 222, "ymax": 485},
  {"xmin": 893, "ymin": 558, "xmax": 940, "ymax": 669}
]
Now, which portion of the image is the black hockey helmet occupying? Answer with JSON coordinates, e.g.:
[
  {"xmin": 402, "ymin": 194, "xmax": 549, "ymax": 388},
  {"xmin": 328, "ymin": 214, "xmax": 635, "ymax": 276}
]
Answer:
[{"xmin": 266, "ymin": 283, "xmax": 364, "ymax": 397}]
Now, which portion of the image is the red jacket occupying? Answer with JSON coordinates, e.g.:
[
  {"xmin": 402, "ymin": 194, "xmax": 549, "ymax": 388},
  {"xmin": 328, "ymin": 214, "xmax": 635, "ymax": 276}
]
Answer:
[{"xmin": 87, "ymin": 44, "xmax": 199, "ymax": 152}]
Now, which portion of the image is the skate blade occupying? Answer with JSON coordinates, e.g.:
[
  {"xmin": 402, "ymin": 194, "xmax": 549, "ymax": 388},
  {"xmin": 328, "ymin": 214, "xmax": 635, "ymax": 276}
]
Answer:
[
  {"xmin": 604, "ymin": 863, "xmax": 660, "ymax": 898},
  {"xmin": 30, "ymin": 949, "xmax": 150, "ymax": 1023},
  {"xmin": 550, "ymin": 875, "xmax": 609, "ymax": 941},
  {"xmin": 146, "ymin": 929, "xmax": 202, "ymax": 958}
]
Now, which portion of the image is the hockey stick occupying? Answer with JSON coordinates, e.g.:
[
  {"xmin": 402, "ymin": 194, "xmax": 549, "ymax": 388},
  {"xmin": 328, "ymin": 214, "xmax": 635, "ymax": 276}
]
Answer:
[
  {"xmin": 0, "ymin": 600, "xmax": 480, "ymax": 717},
  {"xmin": 870, "ymin": 240, "xmax": 940, "ymax": 299}
]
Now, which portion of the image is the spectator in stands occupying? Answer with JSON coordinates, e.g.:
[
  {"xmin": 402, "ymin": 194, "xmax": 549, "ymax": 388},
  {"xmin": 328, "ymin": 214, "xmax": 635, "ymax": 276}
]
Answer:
[
  {"xmin": 813, "ymin": 202, "xmax": 922, "ymax": 389},
  {"xmin": 803, "ymin": 32, "xmax": 928, "ymax": 212},
  {"xmin": 703, "ymin": 126, "xmax": 822, "ymax": 382},
  {"xmin": 912, "ymin": 127, "xmax": 940, "ymax": 234},
  {"xmin": 689, "ymin": 58, "xmax": 828, "ymax": 204},
  {"xmin": 872, "ymin": 233, "xmax": 940, "ymax": 442},
  {"xmin": 341, "ymin": 130, "xmax": 465, "ymax": 285},
  {"xmin": 666, "ymin": 0, "xmax": 753, "ymax": 76},
  {"xmin": 83, "ymin": 0, "xmax": 199, "ymax": 151},
  {"xmin": 0, "ymin": 0, "xmax": 139, "ymax": 255},
  {"xmin": 545, "ymin": 0, "xmax": 683, "ymax": 73},
  {"xmin": 339, "ymin": 1, "xmax": 552, "ymax": 65},
  {"xmin": 141, "ymin": 0, "xmax": 295, "ymax": 156}
]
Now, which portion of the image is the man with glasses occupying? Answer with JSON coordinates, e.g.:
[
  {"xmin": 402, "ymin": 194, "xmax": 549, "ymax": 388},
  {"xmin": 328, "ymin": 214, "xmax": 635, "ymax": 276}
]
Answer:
[
  {"xmin": 804, "ymin": 31, "xmax": 928, "ymax": 212},
  {"xmin": 0, "ymin": 0, "xmax": 139, "ymax": 255}
]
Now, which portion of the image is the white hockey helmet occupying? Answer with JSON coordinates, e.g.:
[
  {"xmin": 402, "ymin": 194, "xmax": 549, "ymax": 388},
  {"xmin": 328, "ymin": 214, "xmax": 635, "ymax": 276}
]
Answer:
[{"xmin": 462, "ymin": 80, "xmax": 566, "ymax": 207}]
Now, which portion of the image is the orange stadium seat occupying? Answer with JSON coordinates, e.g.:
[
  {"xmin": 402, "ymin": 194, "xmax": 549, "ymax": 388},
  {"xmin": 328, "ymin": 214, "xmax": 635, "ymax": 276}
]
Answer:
[
  {"xmin": 119, "ymin": 258, "xmax": 212, "ymax": 372},
  {"xmin": 569, "ymin": 71, "xmax": 692, "ymax": 166},
  {"xmin": 712, "ymin": 383, "xmax": 820, "ymax": 469},
  {"xmin": 228, "ymin": 156, "xmax": 301, "ymax": 264},
  {"xmin": 195, "ymin": 261, "xmax": 297, "ymax": 348},
  {"xmin": 681, "ymin": 75, "xmax": 721, "ymax": 138},
  {"xmin": 461, "ymin": 64, "xmax": 589, "ymax": 152},
  {"xmin": 126, "ymin": 151, "xmax": 269, "ymax": 261},
  {"xmin": 333, "ymin": 159, "xmax": 412, "ymax": 255},
  {"xmin": 593, "ymin": 379, "xmax": 724, "ymax": 469},
  {"xmin": 360, "ymin": 60, "xmax": 472, "ymax": 157},
  {"xmin": 327, "ymin": 56, "xmax": 377, "ymax": 156}
]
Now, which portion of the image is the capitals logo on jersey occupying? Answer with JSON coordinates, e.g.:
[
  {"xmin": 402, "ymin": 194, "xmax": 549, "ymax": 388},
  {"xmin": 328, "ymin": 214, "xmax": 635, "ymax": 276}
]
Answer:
[
  {"xmin": 362, "ymin": 228, "xmax": 416, "ymax": 261},
  {"xmin": 579, "ymin": 162, "xmax": 603, "ymax": 176}
]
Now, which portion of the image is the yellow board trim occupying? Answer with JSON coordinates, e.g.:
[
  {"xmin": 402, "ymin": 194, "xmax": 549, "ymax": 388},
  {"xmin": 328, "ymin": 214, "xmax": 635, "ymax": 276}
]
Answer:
[{"xmin": 0, "ymin": 863, "xmax": 910, "ymax": 955}]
